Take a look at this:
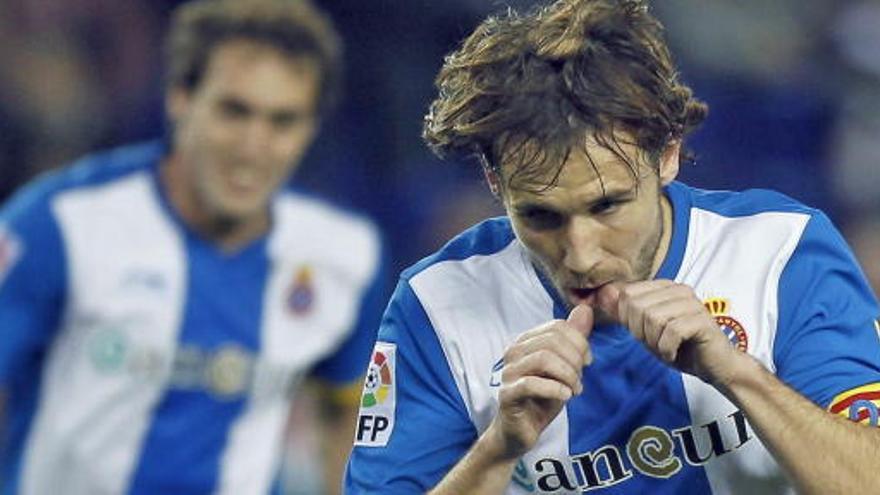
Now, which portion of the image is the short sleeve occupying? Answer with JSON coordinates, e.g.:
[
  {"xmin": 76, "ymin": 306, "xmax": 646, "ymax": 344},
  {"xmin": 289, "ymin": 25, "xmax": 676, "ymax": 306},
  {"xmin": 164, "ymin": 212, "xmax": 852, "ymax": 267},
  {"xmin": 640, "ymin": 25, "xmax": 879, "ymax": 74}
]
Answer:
[
  {"xmin": 344, "ymin": 279, "xmax": 477, "ymax": 494},
  {"xmin": 0, "ymin": 180, "xmax": 67, "ymax": 385},
  {"xmin": 774, "ymin": 211, "xmax": 880, "ymax": 421},
  {"xmin": 310, "ymin": 237, "xmax": 389, "ymax": 386}
]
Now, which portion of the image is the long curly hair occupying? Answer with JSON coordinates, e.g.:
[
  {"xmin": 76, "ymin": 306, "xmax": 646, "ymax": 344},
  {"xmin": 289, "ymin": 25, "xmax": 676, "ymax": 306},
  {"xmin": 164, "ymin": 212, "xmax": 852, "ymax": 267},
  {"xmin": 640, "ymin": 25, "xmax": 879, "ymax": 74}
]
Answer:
[{"xmin": 424, "ymin": 0, "xmax": 707, "ymax": 191}]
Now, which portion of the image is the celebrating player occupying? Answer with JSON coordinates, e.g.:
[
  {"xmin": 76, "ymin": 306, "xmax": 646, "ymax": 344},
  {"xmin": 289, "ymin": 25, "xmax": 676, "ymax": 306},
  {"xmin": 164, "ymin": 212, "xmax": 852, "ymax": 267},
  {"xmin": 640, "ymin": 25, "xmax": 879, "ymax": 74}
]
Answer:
[
  {"xmin": 0, "ymin": 1, "xmax": 385, "ymax": 493},
  {"xmin": 345, "ymin": 0, "xmax": 880, "ymax": 493}
]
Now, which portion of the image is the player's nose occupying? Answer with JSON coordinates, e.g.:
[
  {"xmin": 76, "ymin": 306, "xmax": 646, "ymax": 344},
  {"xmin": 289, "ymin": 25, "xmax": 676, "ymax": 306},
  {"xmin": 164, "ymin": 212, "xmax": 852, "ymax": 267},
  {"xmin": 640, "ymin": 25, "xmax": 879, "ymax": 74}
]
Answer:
[{"xmin": 561, "ymin": 216, "xmax": 603, "ymax": 273}]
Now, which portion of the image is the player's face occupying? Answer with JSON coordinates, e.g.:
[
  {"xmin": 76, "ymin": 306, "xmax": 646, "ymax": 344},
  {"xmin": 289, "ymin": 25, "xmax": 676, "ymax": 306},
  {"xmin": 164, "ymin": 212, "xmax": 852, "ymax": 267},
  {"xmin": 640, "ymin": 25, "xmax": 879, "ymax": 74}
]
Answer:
[
  {"xmin": 502, "ymin": 136, "xmax": 680, "ymax": 319},
  {"xmin": 168, "ymin": 39, "xmax": 319, "ymax": 224}
]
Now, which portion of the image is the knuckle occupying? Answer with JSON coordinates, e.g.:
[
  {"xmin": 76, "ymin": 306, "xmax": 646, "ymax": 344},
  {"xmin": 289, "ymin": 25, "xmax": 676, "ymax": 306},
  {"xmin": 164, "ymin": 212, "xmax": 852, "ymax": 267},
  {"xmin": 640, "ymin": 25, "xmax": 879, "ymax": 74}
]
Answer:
[
  {"xmin": 504, "ymin": 345, "xmax": 523, "ymax": 364},
  {"xmin": 533, "ymin": 348, "xmax": 555, "ymax": 363},
  {"xmin": 512, "ymin": 376, "xmax": 533, "ymax": 395},
  {"xmin": 645, "ymin": 309, "xmax": 665, "ymax": 329},
  {"xmin": 501, "ymin": 363, "xmax": 518, "ymax": 383},
  {"xmin": 516, "ymin": 325, "xmax": 543, "ymax": 343},
  {"xmin": 664, "ymin": 315, "xmax": 685, "ymax": 332},
  {"xmin": 501, "ymin": 378, "xmax": 521, "ymax": 398},
  {"xmin": 498, "ymin": 382, "xmax": 515, "ymax": 402},
  {"xmin": 562, "ymin": 326, "xmax": 588, "ymax": 348},
  {"xmin": 671, "ymin": 283, "xmax": 690, "ymax": 294},
  {"xmin": 549, "ymin": 358, "xmax": 571, "ymax": 378},
  {"xmin": 556, "ymin": 382, "xmax": 568, "ymax": 398}
]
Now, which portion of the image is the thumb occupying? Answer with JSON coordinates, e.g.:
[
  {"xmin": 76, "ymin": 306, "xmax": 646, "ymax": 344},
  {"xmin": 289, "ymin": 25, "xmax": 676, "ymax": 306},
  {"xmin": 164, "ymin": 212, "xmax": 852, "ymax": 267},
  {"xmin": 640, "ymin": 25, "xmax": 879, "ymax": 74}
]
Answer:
[
  {"xmin": 567, "ymin": 304, "xmax": 594, "ymax": 366},
  {"xmin": 566, "ymin": 303, "xmax": 594, "ymax": 338}
]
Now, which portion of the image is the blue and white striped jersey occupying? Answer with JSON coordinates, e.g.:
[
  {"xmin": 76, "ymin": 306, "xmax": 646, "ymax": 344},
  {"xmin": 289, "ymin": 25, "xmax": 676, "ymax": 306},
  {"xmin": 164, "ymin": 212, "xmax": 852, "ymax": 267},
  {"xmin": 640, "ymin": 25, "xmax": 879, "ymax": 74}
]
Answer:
[
  {"xmin": 0, "ymin": 141, "xmax": 386, "ymax": 495},
  {"xmin": 346, "ymin": 181, "xmax": 880, "ymax": 494}
]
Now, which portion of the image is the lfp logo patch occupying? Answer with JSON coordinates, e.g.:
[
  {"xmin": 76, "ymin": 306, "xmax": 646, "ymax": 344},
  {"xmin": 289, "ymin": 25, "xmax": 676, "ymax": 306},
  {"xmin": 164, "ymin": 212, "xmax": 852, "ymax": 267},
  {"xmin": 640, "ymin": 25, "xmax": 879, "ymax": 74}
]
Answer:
[
  {"xmin": 355, "ymin": 342, "xmax": 396, "ymax": 447},
  {"xmin": 703, "ymin": 297, "xmax": 748, "ymax": 352},
  {"xmin": 0, "ymin": 224, "xmax": 22, "ymax": 287},
  {"xmin": 829, "ymin": 382, "xmax": 880, "ymax": 427}
]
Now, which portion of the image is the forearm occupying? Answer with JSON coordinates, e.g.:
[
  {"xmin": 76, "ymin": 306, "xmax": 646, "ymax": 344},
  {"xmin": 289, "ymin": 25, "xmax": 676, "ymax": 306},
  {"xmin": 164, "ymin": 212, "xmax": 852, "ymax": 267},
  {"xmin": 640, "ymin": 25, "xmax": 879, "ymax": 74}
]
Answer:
[
  {"xmin": 429, "ymin": 426, "xmax": 518, "ymax": 495},
  {"xmin": 717, "ymin": 354, "xmax": 880, "ymax": 494}
]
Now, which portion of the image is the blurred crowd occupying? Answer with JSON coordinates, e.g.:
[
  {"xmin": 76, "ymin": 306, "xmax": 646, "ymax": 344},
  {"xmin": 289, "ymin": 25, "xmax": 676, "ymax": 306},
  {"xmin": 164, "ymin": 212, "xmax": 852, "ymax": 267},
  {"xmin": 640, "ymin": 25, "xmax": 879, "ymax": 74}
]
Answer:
[
  {"xmin": 1, "ymin": 1, "xmax": 878, "ymax": 493},
  {"xmin": 1, "ymin": 0, "xmax": 878, "ymax": 289}
]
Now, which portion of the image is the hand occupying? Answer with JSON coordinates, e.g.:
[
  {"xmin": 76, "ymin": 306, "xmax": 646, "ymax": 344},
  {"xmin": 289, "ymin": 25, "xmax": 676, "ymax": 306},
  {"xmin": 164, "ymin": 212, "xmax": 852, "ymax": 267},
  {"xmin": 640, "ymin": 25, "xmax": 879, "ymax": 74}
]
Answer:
[
  {"xmin": 487, "ymin": 304, "xmax": 593, "ymax": 461},
  {"xmin": 596, "ymin": 280, "xmax": 743, "ymax": 386}
]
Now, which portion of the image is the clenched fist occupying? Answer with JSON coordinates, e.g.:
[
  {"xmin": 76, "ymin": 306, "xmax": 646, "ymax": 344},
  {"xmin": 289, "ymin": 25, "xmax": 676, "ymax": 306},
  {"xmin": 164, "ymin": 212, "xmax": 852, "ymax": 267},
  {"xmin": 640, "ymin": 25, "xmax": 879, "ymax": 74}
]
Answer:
[
  {"xmin": 596, "ymin": 280, "xmax": 744, "ymax": 386},
  {"xmin": 488, "ymin": 304, "xmax": 593, "ymax": 460}
]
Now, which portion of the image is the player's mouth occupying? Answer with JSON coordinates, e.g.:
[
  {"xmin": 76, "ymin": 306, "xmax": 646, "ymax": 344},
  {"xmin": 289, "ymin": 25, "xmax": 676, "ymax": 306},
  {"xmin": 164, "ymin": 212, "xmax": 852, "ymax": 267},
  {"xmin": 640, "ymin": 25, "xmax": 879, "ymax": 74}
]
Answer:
[
  {"xmin": 566, "ymin": 283, "xmax": 610, "ymax": 306},
  {"xmin": 222, "ymin": 166, "xmax": 269, "ymax": 196}
]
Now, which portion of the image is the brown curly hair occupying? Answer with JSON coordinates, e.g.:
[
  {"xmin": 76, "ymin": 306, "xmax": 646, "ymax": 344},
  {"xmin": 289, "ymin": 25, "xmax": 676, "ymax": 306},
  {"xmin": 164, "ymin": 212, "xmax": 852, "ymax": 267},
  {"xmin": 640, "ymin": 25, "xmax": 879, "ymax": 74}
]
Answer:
[
  {"xmin": 166, "ymin": 0, "xmax": 342, "ymax": 116},
  {"xmin": 423, "ymin": 0, "xmax": 707, "ymax": 190}
]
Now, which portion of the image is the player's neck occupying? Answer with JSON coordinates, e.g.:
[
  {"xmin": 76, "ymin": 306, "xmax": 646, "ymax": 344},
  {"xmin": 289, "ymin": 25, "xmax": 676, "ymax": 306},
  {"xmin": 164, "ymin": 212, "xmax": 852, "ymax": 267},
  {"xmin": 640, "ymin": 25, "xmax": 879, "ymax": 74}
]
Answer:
[{"xmin": 160, "ymin": 156, "xmax": 270, "ymax": 252}]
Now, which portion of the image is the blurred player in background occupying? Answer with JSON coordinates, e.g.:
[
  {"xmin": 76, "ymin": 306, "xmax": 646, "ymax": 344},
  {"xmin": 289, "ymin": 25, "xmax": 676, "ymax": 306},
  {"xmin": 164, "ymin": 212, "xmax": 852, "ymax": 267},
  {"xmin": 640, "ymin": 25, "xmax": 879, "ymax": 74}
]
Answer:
[
  {"xmin": 346, "ymin": 0, "xmax": 880, "ymax": 493},
  {"xmin": 0, "ymin": 0, "xmax": 385, "ymax": 493}
]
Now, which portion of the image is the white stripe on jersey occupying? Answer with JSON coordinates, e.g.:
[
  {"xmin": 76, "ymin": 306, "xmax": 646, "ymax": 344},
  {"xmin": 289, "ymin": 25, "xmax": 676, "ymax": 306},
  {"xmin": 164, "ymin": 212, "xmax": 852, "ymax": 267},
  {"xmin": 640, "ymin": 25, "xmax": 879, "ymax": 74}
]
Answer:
[
  {"xmin": 677, "ymin": 208, "xmax": 809, "ymax": 495},
  {"xmin": 216, "ymin": 194, "xmax": 381, "ymax": 494},
  {"xmin": 410, "ymin": 240, "xmax": 579, "ymax": 495},
  {"xmin": 22, "ymin": 172, "xmax": 187, "ymax": 495}
]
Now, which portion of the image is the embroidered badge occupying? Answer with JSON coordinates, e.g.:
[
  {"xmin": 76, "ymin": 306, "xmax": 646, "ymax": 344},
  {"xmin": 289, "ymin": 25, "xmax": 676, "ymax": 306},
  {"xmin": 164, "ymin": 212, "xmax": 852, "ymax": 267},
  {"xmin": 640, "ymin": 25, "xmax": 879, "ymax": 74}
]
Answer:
[
  {"xmin": 355, "ymin": 342, "xmax": 397, "ymax": 447},
  {"xmin": 286, "ymin": 265, "xmax": 315, "ymax": 315},
  {"xmin": 703, "ymin": 297, "xmax": 748, "ymax": 352}
]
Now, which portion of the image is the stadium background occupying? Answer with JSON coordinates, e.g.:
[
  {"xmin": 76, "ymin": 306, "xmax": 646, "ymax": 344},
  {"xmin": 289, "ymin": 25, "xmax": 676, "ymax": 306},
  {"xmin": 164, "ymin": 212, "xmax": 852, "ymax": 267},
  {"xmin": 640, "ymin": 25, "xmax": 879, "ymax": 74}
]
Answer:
[{"xmin": 0, "ymin": 1, "xmax": 877, "ymax": 493}]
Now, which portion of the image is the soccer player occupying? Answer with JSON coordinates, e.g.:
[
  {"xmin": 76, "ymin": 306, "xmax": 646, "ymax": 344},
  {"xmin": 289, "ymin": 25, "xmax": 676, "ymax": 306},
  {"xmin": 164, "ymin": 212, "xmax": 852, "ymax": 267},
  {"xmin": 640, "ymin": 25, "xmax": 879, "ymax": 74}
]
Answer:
[
  {"xmin": 345, "ymin": 0, "xmax": 880, "ymax": 493},
  {"xmin": 0, "ymin": 1, "xmax": 385, "ymax": 493}
]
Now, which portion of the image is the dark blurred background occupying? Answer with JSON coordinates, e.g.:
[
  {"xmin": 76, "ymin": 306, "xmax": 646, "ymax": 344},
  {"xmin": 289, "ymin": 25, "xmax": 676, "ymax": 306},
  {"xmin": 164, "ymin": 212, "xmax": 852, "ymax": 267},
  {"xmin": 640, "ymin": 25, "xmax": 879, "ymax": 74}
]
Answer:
[
  {"xmin": 1, "ymin": 1, "xmax": 878, "ymax": 492},
  {"xmin": 1, "ymin": 0, "xmax": 878, "ymax": 288}
]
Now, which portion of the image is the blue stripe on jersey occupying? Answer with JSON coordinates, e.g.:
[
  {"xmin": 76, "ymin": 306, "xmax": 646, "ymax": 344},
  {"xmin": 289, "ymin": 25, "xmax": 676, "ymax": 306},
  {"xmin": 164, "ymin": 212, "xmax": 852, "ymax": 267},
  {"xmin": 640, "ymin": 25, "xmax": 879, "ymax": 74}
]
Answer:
[
  {"xmin": 655, "ymin": 182, "xmax": 692, "ymax": 282},
  {"xmin": 562, "ymin": 341, "xmax": 713, "ymax": 493},
  {"xmin": 0, "ymin": 169, "xmax": 69, "ymax": 495},
  {"xmin": 774, "ymin": 211, "xmax": 880, "ymax": 408},
  {"xmin": 547, "ymin": 182, "xmax": 710, "ymax": 493},
  {"xmin": 686, "ymin": 184, "xmax": 814, "ymax": 218},
  {"xmin": 345, "ymin": 280, "xmax": 477, "ymax": 493},
  {"xmin": 402, "ymin": 217, "xmax": 516, "ymax": 280},
  {"xmin": 535, "ymin": 268, "xmax": 569, "ymax": 320},
  {"xmin": 127, "ymin": 237, "xmax": 270, "ymax": 494}
]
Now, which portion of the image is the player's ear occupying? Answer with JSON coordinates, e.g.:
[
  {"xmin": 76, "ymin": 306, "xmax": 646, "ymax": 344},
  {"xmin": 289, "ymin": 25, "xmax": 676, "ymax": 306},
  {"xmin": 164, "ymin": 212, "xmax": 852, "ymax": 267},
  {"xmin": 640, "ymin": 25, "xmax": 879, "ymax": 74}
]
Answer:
[
  {"xmin": 480, "ymin": 154, "xmax": 503, "ymax": 199},
  {"xmin": 484, "ymin": 168, "xmax": 502, "ymax": 198},
  {"xmin": 658, "ymin": 140, "xmax": 681, "ymax": 186}
]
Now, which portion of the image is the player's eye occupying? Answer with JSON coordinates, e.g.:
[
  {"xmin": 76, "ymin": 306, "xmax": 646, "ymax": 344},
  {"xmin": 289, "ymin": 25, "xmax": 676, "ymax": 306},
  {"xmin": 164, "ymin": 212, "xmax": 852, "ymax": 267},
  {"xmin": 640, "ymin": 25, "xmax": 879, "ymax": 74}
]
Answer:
[
  {"xmin": 218, "ymin": 100, "xmax": 251, "ymax": 120},
  {"xmin": 270, "ymin": 112, "xmax": 305, "ymax": 130},
  {"xmin": 518, "ymin": 207, "xmax": 563, "ymax": 230},
  {"xmin": 590, "ymin": 197, "xmax": 627, "ymax": 216}
]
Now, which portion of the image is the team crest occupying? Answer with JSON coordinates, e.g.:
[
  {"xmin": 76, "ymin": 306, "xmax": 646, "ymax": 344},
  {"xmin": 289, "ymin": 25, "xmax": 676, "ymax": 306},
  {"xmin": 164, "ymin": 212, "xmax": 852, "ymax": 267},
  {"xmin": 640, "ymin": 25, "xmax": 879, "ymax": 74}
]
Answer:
[
  {"xmin": 286, "ymin": 265, "xmax": 315, "ymax": 315},
  {"xmin": 0, "ymin": 224, "xmax": 22, "ymax": 287},
  {"xmin": 703, "ymin": 297, "xmax": 748, "ymax": 352}
]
